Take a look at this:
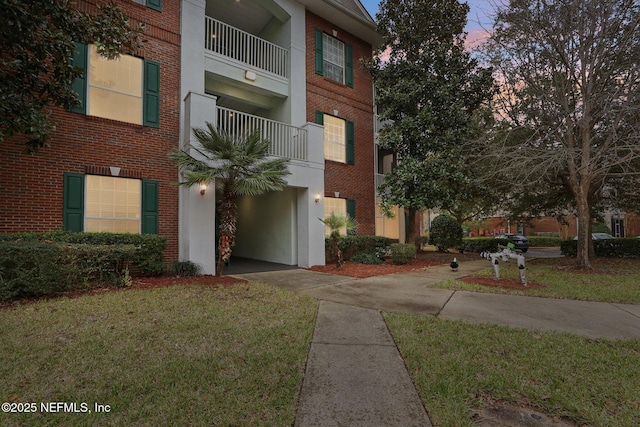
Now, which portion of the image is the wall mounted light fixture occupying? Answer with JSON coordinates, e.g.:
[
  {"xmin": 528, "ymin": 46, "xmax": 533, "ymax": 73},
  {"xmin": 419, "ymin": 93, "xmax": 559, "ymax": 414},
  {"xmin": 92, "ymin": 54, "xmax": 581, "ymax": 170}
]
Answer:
[
  {"xmin": 314, "ymin": 192, "xmax": 321, "ymax": 203},
  {"xmin": 200, "ymin": 183, "xmax": 208, "ymax": 195}
]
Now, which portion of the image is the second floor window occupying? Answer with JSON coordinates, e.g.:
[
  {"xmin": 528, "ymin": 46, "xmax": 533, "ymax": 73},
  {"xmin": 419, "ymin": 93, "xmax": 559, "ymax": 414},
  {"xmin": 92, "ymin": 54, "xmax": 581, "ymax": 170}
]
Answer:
[
  {"xmin": 71, "ymin": 43, "xmax": 160, "ymax": 128},
  {"xmin": 88, "ymin": 45, "xmax": 143, "ymax": 126}
]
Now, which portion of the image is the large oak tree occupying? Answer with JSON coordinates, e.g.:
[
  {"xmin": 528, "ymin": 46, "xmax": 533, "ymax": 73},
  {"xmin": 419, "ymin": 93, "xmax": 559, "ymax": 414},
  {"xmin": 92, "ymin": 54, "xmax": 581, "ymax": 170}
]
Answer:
[{"xmin": 482, "ymin": 0, "xmax": 640, "ymax": 268}]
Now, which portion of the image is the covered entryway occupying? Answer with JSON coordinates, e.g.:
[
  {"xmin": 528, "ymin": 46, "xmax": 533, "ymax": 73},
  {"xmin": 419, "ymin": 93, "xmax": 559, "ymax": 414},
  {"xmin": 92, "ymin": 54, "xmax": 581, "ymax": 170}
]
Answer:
[{"xmin": 223, "ymin": 256, "xmax": 300, "ymax": 274}]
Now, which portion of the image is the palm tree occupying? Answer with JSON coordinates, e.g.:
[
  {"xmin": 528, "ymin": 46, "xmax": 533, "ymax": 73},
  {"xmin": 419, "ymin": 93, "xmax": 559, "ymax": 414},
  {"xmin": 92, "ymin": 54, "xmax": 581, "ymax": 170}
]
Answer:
[
  {"xmin": 169, "ymin": 123, "xmax": 290, "ymax": 276},
  {"xmin": 320, "ymin": 212, "xmax": 356, "ymax": 268}
]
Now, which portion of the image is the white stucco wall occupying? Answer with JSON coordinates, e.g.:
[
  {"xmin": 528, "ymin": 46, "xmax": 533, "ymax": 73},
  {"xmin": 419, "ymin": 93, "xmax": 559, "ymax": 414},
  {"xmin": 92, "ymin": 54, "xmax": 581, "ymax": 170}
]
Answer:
[
  {"xmin": 180, "ymin": 0, "xmax": 326, "ymax": 270},
  {"xmin": 233, "ymin": 188, "xmax": 296, "ymax": 264}
]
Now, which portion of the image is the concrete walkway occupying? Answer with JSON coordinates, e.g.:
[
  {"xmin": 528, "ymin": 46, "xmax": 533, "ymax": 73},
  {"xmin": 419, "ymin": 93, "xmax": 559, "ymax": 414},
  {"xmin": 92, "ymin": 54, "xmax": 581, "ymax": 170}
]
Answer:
[
  {"xmin": 294, "ymin": 301, "xmax": 432, "ymax": 426},
  {"xmin": 234, "ymin": 258, "xmax": 640, "ymax": 426}
]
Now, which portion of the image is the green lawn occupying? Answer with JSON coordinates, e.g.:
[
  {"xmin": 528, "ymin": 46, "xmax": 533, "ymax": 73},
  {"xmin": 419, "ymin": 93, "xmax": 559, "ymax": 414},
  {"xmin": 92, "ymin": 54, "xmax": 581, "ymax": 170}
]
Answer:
[
  {"xmin": 385, "ymin": 313, "xmax": 640, "ymax": 427},
  {"xmin": 430, "ymin": 257, "xmax": 640, "ymax": 303},
  {"xmin": 0, "ymin": 283, "xmax": 317, "ymax": 426}
]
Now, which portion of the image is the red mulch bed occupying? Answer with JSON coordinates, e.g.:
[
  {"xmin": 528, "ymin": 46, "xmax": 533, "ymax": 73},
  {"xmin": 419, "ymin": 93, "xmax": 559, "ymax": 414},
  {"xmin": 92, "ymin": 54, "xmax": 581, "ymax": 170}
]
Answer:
[
  {"xmin": 308, "ymin": 258, "xmax": 449, "ymax": 278},
  {"xmin": 459, "ymin": 275, "xmax": 546, "ymax": 290}
]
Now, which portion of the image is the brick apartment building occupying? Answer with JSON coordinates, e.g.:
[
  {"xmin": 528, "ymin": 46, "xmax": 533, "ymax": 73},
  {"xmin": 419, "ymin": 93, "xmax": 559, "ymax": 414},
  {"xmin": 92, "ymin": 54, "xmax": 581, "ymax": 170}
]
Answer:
[
  {"xmin": 0, "ymin": 0, "xmax": 181, "ymax": 261},
  {"xmin": 1, "ymin": 0, "xmax": 388, "ymax": 274}
]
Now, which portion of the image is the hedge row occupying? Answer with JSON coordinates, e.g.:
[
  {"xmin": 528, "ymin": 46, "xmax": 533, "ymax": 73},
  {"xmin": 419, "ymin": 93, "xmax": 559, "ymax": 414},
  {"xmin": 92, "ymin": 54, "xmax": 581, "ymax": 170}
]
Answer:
[
  {"xmin": 0, "ymin": 230, "xmax": 166, "ymax": 274},
  {"xmin": 560, "ymin": 238, "xmax": 640, "ymax": 257},
  {"xmin": 0, "ymin": 241, "xmax": 137, "ymax": 301},
  {"xmin": 325, "ymin": 235, "xmax": 396, "ymax": 262}
]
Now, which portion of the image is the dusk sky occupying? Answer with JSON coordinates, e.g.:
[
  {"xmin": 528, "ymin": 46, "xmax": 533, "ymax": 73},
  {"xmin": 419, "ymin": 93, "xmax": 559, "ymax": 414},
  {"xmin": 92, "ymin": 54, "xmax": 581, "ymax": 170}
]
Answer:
[{"xmin": 359, "ymin": 0, "xmax": 495, "ymax": 46}]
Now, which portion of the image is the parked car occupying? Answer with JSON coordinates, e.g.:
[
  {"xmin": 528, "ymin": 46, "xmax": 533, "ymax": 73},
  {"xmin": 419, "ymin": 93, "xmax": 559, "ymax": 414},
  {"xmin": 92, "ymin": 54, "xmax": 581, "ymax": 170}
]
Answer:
[
  {"xmin": 573, "ymin": 233, "xmax": 615, "ymax": 240},
  {"xmin": 494, "ymin": 233, "xmax": 529, "ymax": 252}
]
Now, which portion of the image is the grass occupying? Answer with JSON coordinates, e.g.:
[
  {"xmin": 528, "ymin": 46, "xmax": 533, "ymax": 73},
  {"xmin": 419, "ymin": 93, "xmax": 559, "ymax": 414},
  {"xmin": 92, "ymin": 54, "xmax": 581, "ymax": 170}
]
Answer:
[
  {"xmin": 0, "ymin": 282, "xmax": 317, "ymax": 426},
  {"xmin": 430, "ymin": 257, "xmax": 640, "ymax": 303},
  {"xmin": 384, "ymin": 313, "xmax": 640, "ymax": 427}
]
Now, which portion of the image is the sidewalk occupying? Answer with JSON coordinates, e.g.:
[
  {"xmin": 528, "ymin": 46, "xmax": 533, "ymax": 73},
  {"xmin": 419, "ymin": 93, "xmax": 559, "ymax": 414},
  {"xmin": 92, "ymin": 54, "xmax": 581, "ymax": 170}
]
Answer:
[
  {"xmin": 294, "ymin": 301, "xmax": 432, "ymax": 426},
  {"xmin": 237, "ymin": 261, "xmax": 640, "ymax": 340},
  {"xmin": 234, "ymin": 261, "xmax": 640, "ymax": 426}
]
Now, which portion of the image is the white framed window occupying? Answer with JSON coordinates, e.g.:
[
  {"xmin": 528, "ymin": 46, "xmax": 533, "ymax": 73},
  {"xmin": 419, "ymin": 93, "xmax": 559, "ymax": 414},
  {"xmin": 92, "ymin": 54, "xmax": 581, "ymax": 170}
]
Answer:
[
  {"xmin": 324, "ymin": 114, "xmax": 346, "ymax": 163},
  {"xmin": 323, "ymin": 33, "xmax": 345, "ymax": 84},
  {"xmin": 85, "ymin": 175, "xmax": 142, "ymax": 233},
  {"xmin": 87, "ymin": 45, "xmax": 143, "ymax": 125}
]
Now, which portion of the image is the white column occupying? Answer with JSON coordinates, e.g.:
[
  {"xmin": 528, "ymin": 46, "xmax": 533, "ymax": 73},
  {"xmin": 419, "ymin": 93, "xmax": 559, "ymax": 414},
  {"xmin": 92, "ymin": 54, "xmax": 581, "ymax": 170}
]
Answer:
[{"xmin": 179, "ymin": 92, "xmax": 219, "ymax": 274}]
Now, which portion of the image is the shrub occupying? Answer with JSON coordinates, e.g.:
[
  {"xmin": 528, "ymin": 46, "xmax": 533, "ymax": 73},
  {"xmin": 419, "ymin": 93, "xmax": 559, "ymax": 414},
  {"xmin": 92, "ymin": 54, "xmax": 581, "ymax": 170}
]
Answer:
[
  {"xmin": 0, "ymin": 231, "xmax": 166, "ymax": 275},
  {"xmin": 172, "ymin": 260, "xmax": 203, "ymax": 277},
  {"xmin": 429, "ymin": 215, "xmax": 463, "ymax": 251},
  {"xmin": 415, "ymin": 236, "xmax": 430, "ymax": 249},
  {"xmin": 527, "ymin": 236, "xmax": 562, "ymax": 247},
  {"xmin": 350, "ymin": 252, "xmax": 384, "ymax": 265},
  {"xmin": 325, "ymin": 235, "xmax": 395, "ymax": 262},
  {"xmin": 561, "ymin": 238, "xmax": 640, "ymax": 257},
  {"xmin": 461, "ymin": 237, "xmax": 504, "ymax": 253},
  {"xmin": 0, "ymin": 240, "xmax": 136, "ymax": 302},
  {"xmin": 389, "ymin": 243, "xmax": 416, "ymax": 265}
]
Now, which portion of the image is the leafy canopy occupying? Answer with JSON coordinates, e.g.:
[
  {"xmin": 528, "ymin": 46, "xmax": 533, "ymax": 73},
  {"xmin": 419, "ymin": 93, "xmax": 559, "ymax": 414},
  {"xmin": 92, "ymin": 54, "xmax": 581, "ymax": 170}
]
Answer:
[
  {"xmin": 366, "ymin": 0, "xmax": 495, "ymax": 215},
  {"xmin": 0, "ymin": 0, "xmax": 143, "ymax": 152}
]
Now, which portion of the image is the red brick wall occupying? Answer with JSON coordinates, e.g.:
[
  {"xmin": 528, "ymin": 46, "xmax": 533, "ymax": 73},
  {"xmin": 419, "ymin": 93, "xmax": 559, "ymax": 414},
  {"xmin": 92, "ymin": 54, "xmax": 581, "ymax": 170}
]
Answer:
[
  {"xmin": 0, "ymin": 0, "xmax": 181, "ymax": 261},
  {"xmin": 305, "ymin": 11, "xmax": 376, "ymax": 235}
]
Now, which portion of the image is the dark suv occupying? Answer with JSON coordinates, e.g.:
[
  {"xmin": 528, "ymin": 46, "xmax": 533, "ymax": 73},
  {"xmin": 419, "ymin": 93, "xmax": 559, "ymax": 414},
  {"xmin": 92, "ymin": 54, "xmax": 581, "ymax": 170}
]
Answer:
[{"xmin": 494, "ymin": 233, "xmax": 529, "ymax": 252}]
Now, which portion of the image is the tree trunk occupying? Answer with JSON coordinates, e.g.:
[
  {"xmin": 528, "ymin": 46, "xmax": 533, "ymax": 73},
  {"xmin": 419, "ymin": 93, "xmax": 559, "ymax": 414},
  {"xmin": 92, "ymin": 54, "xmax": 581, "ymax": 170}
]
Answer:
[
  {"xmin": 406, "ymin": 208, "xmax": 419, "ymax": 246},
  {"xmin": 216, "ymin": 190, "xmax": 238, "ymax": 277},
  {"xmin": 575, "ymin": 198, "xmax": 592, "ymax": 269}
]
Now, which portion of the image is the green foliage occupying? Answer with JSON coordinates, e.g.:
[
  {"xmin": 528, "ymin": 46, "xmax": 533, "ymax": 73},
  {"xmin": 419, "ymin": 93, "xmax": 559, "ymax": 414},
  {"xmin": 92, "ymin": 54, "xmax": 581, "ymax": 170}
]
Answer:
[
  {"xmin": 389, "ymin": 243, "xmax": 416, "ymax": 265},
  {"xmin": 526, "ymin": 236, "xmax": 562, "ymax": 247},
  {"xmin": 325, "ymin": 235, "xmax": 394, "ymax": 262},
  {"xmin": 461, "ymin": 238, "xmax": 504, "ymax": 253},
  {"xmin": 429, "ymin": 215, "xmax": 463, "ymax": 251},
  {"xmin": 171, "ymin": 260, "xmax": 202, "ymax": 277},
  {"xmin": 169, "ymin": 125, "xmax": 290, "ymax": 276},
  {"xmin": 561, "ymin": 238, "xmax": 640, "ymax": 258},
  {"xmin": 0, "ymin": 0, "xmax": 143, "ymax": 152},
  {"xmin": 592, "ymin": 222, "xmax": 611, "ymax": 234},
  {"xmin": 0, "ymin": 231, "xmax": 166, "ymax": 275},
  {"xmin": 350, "ymin": 252, "xmax": 384, "ymax": 265},
  {"xmin": 367, "ymin": 0, "xmax": 495, "ymax": 214},
  {"xmin": 0, "ymin": 240, "xmax": 136, "ymax": 301},
  {"xmin": 320, "ymin": 212, "xmax": 356, "ymax": 239}
]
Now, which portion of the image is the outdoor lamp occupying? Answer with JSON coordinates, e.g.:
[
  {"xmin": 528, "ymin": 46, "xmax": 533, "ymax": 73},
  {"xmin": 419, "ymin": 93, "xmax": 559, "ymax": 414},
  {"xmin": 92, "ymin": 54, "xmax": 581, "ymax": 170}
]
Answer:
[{"xmin": 200, "ymin": 183, "xmax": 208, "ymax": 195}]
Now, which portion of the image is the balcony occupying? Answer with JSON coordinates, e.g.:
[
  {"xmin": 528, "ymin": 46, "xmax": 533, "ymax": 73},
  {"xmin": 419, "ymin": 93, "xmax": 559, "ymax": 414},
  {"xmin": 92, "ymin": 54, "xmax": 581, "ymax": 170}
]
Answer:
[
  {"xmin": 216, "ymin": 106, "xmax": 307, "ymax": 161},
  {"xmin": 205, "ymin": 17, "xmax": 288, "ymax": 79}
]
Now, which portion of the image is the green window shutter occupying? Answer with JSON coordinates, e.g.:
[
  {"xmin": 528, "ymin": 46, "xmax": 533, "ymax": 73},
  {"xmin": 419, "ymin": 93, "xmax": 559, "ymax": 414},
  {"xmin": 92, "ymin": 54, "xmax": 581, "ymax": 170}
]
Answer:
[
  {"xmin": 146, "ymin": 0, "xmax": 162, "ymax": 11},
  {"xmin": 70, "ymin": 42, "xmax": 87, "ymax": 114},
  {"xmin": 346, "ymin": 120, "xmax": 355, "ymax": 165},
  {"xmin": 315, "ymin": 28, "xmax": 324, "ymax": 75},
  {"xmin": 345, "ymin": 44, "xmax": 353, "ymax": 87},
  {"xmin": 143, "ymin": 59, "xmax": 160, "ymax": 128},
  {"xmin": 315, "ymin": 111, "xmax": 324, "ymax": 125},
  {"xmin": 141, "ymin": 179, "xmax": 159, "ymax": 234},
  {"xmin": 63, "ymin": 172, "xmax": 85, "ymax": 232},
  {"xmin": 346, "ymin": 199, "xmax": 356, "ymax": 235}
]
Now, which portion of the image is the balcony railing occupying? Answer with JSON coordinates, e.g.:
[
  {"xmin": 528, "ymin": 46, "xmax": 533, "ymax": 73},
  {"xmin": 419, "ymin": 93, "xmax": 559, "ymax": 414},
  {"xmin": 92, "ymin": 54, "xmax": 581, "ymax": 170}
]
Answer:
[
  {"xmin": 205, "ymin": 16, "xmax": 288, "ymax": 79},
  {"xmin": 217, "ymin": 107, "xmax": 307, "ymax": 161}
]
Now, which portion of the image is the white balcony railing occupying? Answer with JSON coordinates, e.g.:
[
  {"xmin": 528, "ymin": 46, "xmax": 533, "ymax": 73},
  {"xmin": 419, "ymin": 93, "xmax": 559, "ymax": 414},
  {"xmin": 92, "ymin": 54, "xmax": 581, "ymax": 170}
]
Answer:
[
  {"xmin": 205, "ymin": 17, "xmax": 288, "ymax": 79},
  {"xmin": 217, "ymin": 107, "xmax": 307, "ymax": 161}
]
